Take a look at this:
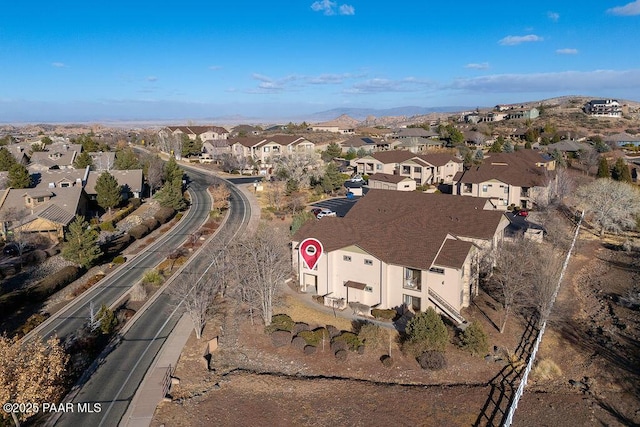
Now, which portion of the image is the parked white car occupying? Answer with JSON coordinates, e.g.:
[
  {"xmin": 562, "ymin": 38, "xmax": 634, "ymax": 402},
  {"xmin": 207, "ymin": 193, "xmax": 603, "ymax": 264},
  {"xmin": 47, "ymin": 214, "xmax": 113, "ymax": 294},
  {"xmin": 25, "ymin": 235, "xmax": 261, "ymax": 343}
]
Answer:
[{"xmin": 316, "ymin": 208, "xmax": 337, "ymax": 219}]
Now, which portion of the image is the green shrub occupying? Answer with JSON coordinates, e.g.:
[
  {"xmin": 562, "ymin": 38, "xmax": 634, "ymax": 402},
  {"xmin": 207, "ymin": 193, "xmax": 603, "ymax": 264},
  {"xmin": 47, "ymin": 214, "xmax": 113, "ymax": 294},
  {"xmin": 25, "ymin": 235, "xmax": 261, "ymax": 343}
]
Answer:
[
  {"xmin": 404, "ymin": 307, "xmax": 449, "ymax": 355},
  {"xmin": 142, "ymin": 269, "xmax": 163, "ymax": 286},
  {"xmin": 113, "ymin": 255, "xmax": 126, "ymax": 264},
  {"xmin": 371, "ymin": 308, "xmax": 396, "ymax": 321},
  {"xmin": 153, "ymin": 207, "xmax": 176, "ymax": 224},
  {"xmin": 100, "ymin": 221, "xmax": 115, "ymax": 232},
  {"xmin": 28, "ymin": 265, "xmax": 83, "ymax": 301},
  {"xmin": 266, "ymin": 313, "xmax": 295, "ymax": 333},
  {"xmin": 358, "ymin": 322, "xmax": 383, "ymax": 350},
  {"xmin": 459, "ymin": 322, "xmax": 489, "ymax": 356},
  {"xmin": 175, "ymin": 212, "xmax": 183, "ymax": 221},
  {"xmin": 332, "ymin": 331, "xmax": 362, "ymax": 351},
  {"xmin": 128, "ymin": 223, "xmax": 150, "ymax": 240},
  {"xmin": 296, "ymin": 330, "xmax": 320, "ymax": 346},
  {"xmin": 128, "ymin": 198, "xmax": 142, "ymax": 209},
  {"xmin": 97, "ymin": 304, "xmax": 118, "ymax": 335},
  {"xmin": 142, "ymin": 217, "xmax": 160, "ymax": 232}
]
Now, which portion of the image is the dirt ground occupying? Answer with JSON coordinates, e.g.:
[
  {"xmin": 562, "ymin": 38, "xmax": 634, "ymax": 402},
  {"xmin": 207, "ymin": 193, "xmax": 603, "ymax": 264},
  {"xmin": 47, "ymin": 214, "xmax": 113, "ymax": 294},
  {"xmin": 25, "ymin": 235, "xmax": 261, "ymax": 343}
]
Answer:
[{"xmin": 152, "ymin": 231, "xmax": 640, "ymax": 426}]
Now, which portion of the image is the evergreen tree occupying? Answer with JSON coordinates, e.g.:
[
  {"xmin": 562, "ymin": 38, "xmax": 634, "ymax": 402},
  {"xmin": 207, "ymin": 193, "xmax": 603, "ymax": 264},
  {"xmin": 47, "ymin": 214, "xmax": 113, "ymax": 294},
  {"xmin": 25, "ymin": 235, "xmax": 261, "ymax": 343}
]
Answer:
[
  {"xmin": 524, "ymin": 141, "xmax": 532, "ymax": 149},
  {"xmin": 404, "ymin": 307, "xmax": 449, "ymax": 353},
  {"xmin": 488, "ymin": 139, "xmax": 503, "ymax": 153},
  {"xmin": 62, "ymin": 215, "xmax": 102, "ymax": 268},
  {"xmin": 597, "ymin": 157, "xmax": 610, "ymax": 178},
  {"xmin": 95, "ymin": 171, "xmax": 122, "ymax": 214},
  {"xmin": 503, "ymin": 141, "xmax": 514, "ymax": 153},
  {"xmin": 163, "ymin": 156, "xmax": 183, "ymax": 183},
  {"xmin": 611, "ymin": 158, "xmax": 632, "ymax": 182},
  {"xmin": 0, "ymin": 147, "xmax": 17, "ymax": 171},
  {"xmin": 459, "ymin": 322, "xmax": 489, "ymax": 356},
  {"xmin": 73, "ymin": 151, "xmax": 94, "ymax": 169},
  {"xmin": 322, "ymin": 142, "xmax": 342, "ymax": 161},
  {"xmin": 114, "ymin": 148, "xmax": 140, "ymax": 170},
  {"xmin": 76, "ymin": 133, "xmax": 99, "ymax": 152},
  {"xmin": 320, "ymin": 162, "xmax": 343, "ymax": 194},
  {"xmin": 156, "ymin": 177, "xmax": 187, "ymax": 210},
  {"xmin": 8, "ymin": 163, "xmax": 30, "ymax": 188}
]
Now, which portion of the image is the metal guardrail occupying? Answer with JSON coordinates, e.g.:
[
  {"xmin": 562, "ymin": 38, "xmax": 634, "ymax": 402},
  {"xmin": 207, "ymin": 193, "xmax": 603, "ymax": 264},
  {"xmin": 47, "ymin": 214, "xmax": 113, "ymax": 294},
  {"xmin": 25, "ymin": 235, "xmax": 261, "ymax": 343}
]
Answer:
[
  {"xmin": 502, "ymin": 211, "xmax": 584, "ymax": 427},
  {"xmin": 427, "ymin": 288, "xmax": 466, "ymax": 324},
  {"xmin": 161, "ymin": 364, "xmax": 173, "ymax": 398}
]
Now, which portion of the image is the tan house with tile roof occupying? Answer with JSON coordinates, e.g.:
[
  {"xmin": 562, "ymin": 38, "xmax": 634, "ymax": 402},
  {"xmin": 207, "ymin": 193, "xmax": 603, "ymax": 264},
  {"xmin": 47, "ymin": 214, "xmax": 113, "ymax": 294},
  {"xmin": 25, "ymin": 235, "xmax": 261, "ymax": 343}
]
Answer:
[
  {"xmin": 28, "ymin": 143, "xmax": 82, "ymax": 171},
  {"xmin": 452, "ymin": 151, "xmax": 556, "ymax": 209},
  {"xmin": 292, "ymin": 190, "xmax": 509, "ymax": 323}
]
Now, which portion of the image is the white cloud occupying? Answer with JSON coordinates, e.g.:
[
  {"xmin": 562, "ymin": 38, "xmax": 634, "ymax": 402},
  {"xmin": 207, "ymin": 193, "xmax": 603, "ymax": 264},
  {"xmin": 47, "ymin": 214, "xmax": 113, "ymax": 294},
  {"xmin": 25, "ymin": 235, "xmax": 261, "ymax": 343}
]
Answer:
[
  {"xmin": 51, "ymin": 62, "xmax": 66, "ymax": 68},
  {"xmin": 607, "ymin": 0, "xmax": 640, "ymax": 16},
  {"xmin": 209, "ymin": 65, "xmax": 223, "ymax": 71},
  {"xmin": 344, "ymin": 77, "xmax": 434, "ymax": 94},
  {"xmin": 449, "ymin": 69, "xmax": 640, "ymax": 93},
  {"xmin": 547, "ymin": 11, "xmax": 560, "ymax": 22},
  {"xmin": 498, "ymin": 34, "xmax": 544, "ymax": 46},
  {"xmin": 556, "ymin": 48, "xmax": 578, "ymax": 55},
  {"xmin": 311, "ymin": 0, "xmax": 354, "ymax": 16},
  {"xmin": 146, "ymin": 76, "xmax": 158, "ymax": 82},
  {"xmin": 339, "ymin": 4, "xmax": 355, "ymax": 15},
  {"xmin": 465, "ymin": 62, "xmax": 490, "ymax": 70}
]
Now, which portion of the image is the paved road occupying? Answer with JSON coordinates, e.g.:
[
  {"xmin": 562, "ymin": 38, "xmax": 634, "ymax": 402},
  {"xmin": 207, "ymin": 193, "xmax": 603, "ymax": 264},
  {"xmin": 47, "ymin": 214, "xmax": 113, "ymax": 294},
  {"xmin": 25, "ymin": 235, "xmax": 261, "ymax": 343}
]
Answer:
[
  {"xmin": 52, "ymin": 166, "xmax": 253, "ymax": 427},
  {"xmin": 27, "ymin": 175, "xmax": 211, "ymax": 345}
]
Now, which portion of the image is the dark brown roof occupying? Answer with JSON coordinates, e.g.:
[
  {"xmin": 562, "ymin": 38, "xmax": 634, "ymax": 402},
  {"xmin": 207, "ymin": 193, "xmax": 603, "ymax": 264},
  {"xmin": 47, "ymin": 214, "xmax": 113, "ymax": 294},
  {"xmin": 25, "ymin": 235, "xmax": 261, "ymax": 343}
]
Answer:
[
  {"xmin": 415, "ymin": 153, "xmax": 461, "ymax": 167},
  {"xmin": 454, "ymin": 151, "xmax": 551, "ymax": 187},
  {"xmin": 368, "ymin": 173, "xmax": 412, "ymax": 184},
  {"xmin": 293, "ymin": 190, "xmax": 505, "ymax": 271},
  {"xmin": 370, "ymin": 150, "xmax": 415, "ymax": 164},
  {"xmin": 228, "ymin": 136, "xmax": 267, "ymax": 148},
  {"xmin": 434, "ymin": 239, "xmax": 474, "ymax": 268},
  {"xmin": 168, "ymin": 125, "xmax": 228, "ymax": 135}
]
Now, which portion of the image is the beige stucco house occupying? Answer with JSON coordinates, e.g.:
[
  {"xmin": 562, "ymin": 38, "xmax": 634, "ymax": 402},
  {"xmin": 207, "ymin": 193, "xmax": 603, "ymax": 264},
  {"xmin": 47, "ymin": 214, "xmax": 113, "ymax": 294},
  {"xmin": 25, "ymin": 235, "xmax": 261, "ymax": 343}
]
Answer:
[
  {"xmin": 452, "ymin": 151, "xmax": 556, "ymax": 210},
  {"xmin": 354, "ymin": 151, "xmax": 463, "ymax": 185},
  {"xmin": 292, "ymin": 190, "xmax": 509, "ymax": 323},
  {"xmin": 367, "ymin": 173, "xmax": 416, "ymax": 191}
]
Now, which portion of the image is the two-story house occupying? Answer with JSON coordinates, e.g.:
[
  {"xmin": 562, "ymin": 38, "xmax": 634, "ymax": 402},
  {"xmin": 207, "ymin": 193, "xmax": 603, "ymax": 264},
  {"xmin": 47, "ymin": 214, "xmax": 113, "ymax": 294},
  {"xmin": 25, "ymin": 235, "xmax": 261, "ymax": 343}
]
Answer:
[
  {"xmin": 28, "ymin": 143, "xmax": 82, "ymax": 171},
  {"xmin": 452, "ymin": 151, "xmax": 556, "ymax": 209},
  {"xmin": 354, "ymin": 151, "xmax": 463, "ymax": 185},
  {"xmin": 292, "ymin": 190, "xmax": 509, "ymax": 324},
  {"xmin": 161, "ymin": 125, "xmax": 229, "ymax": 141}
]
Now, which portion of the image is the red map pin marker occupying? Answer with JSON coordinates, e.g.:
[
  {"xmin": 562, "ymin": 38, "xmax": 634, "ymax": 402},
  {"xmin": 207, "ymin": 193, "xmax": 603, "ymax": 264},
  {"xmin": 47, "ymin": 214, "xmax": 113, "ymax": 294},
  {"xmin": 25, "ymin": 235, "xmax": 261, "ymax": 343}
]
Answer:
[{"xmin": 300, "ymin": 238, "xmax": 323, "ymax": 270}]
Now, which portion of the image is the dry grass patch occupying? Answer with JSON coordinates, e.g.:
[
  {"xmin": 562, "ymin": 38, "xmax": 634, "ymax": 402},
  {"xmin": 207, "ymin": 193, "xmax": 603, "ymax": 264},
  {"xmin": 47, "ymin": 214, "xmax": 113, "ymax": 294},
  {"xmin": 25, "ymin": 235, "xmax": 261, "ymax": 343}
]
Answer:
[
  {"xmin": 274, "ymin": 294, "xmax": 353, "ymax": 331},
  {"xmin": 532, "ymin": 358, "xmax": 563, "ymax": 381}
]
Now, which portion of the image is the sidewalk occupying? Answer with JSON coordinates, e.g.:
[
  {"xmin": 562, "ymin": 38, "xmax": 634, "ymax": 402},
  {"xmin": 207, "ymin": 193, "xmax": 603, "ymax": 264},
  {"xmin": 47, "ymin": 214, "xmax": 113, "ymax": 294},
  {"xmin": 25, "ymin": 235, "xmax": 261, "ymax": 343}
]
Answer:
[{"xmin": 119, "ymin": 313, "xmax": 192, "ymax": 427}]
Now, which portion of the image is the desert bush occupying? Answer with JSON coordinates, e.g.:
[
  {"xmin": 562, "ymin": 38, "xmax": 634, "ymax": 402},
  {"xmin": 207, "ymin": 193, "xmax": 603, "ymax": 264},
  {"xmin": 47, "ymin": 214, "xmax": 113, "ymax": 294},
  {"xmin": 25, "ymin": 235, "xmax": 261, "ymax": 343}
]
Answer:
[
  {"xmin": 459, "ymin": 322, "xmax": 489, "ymax": 356},
  {"xmin": 128, "ymin": 223, "xmax": 150, "ymax": 240},
  {"xmin": 270, "ymin": 330, "xmax": 292, "ymax": 347},
  {"xmin": 297, "ymin": 330, "xmax": 320, "ymax": 346},
  {"xmin": 19, "ymin": 312, "xmax": 50, "ymax": 336},
  {"xmin": 267, "ymin": 313, "xmax": 295, "ymax": 333},
  {"xmin": 417, "ymin": 350, "xmax": 447, "ymax": 371},
  {"xmin": 97, "ymin": 304, "xmax": 118, "ymax": 335},
  {"xmin": 291, "ymin": 336, "xmax": 308, "ymax": 351},
  {"xmin": 532, "ymin": 359, "xmax": 562, "ymax": 381},
  {"xmin": 153, "ymin": 207, "xmax": 176, "ymax": 224},
  {"xmin": 357, "ymin": 345, "xmax": 365, "ymax": 355},
  {"xmin": 129, "ymin": 282, "xmax": 148, "ymax": 302},
  {"xmin": 332, "ymin": 331, "xmax": 362, "ymax": 351},
  {"xmin": 113, "ymin": 255, "xmax": 126, "ymax": 264},
  {"xmin": 175, "ymin": 212, "xmax": 183, "ymax": 221},
  {"xmin": 100, "ymin": 221, "xmax": 116, "ymax": 232},
  {"xmin": 116, "ymin": 308, "xmax": 136, "ymax": 324},
  {"xmin": 142, "ymin": 217, "xmax": 160, "ymax": 232},
  {"xmin": 45, "ymin": 246, "xmax": 61, "ymax": 257},
  {"xmin": 380, "ymin": 354, "xmax": 394, "ymax": 368},
  {"xmin": 128, "ymin": 198, "xmax": 142, "ymax": 209},
  {"xmin": 357, "ymin": 322, "xmax": 383, "ymax": 350},
  {"xmin": 404, "ymin": 307, "xmax": 449, "ymax": 356},
  {"xmin": 142, "ymin": 269, "xmax": 163, "ymax": 286},
  {"xmin": 330, "ymin": 340, "xmax": 348, "ymax": 354},
  {"xmin": 326, "ymin": 324, "xmax": 341, "ymax": 339},
  {"xmin": 30, "ymin": 265, "xmax": 83, "ymax": 300},
  {"xmin": 291, "ymin": 322, "xmax": 310, "ymax": 335},
  {"xmin": 371, "ymin": 308, "xmax": 396, "ymax": 321},
  {"xmin": 23, "ymin": 249, "xmax": 47, "ymax": 264},
  {"xmin": 303, "ymin": 345, "xmax": 317, "ymax": 355}
]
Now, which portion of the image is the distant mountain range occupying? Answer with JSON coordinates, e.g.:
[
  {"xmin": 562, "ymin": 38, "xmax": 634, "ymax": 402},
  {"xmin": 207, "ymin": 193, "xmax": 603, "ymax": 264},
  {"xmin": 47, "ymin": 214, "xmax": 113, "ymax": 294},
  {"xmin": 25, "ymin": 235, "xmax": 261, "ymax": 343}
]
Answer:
[{"xmin": 304, "ymin": 106, "xmax": 473, "ymax": 122}]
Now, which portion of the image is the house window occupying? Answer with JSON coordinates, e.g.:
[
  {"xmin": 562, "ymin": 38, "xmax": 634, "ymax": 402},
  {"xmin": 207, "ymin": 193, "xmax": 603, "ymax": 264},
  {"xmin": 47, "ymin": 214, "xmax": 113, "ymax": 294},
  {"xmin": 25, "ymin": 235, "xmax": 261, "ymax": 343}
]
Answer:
[
  {"xmin": 264, "ymin": 147, "xmax": 270, "ymax": 152},
  {"xmin": 364, "ymin": 286, "xmax": 373, "ymax": 293},
  {"xmin": 429, "ymin": 267, "xmax": 445, "ymax": 274},
  {"xmin": 402, "ymin": 165, "xmax": 411, "ymax": 174},
  {"xmin": 343, "ymin": 255, "xmax": 352, "ymax": 262},
  {"xmin": 376, "ymin": 164, "xmax": 382, "ymax": 170},
  {"xmin": 482, "ymin": 185, "xmax": 488, "ymax": 192},
  {"xmin": 364, "ymin": 259, "xmax": 373, "ymax": 266},
  {"xmin": 26, "ymin": 197, "xmax": 31, "ymax": 203},
  {"xmin": 414, "ymin": 166, "xmax": 422, "ymax": 174},
  {"xmin": 504, "ymin": 186, "xmax": 508, "ymax": 194},
  {"xmin": 403, "ymin": 267, "xmax": 422, "ymax": 290},
  {"xmin": 36, "ymin": 197, "xmax": 45, "ymax": 203},
  {"xmin": 61, "ymin": 182, "xmax": 70, "ymax": 188},
  {"xmin": 403, "ymin": 294, "xmax": 421, "ymax": 312},
  {"xmin": 463, "ymin": 183, "xmax": 472, "ymax": 193}
]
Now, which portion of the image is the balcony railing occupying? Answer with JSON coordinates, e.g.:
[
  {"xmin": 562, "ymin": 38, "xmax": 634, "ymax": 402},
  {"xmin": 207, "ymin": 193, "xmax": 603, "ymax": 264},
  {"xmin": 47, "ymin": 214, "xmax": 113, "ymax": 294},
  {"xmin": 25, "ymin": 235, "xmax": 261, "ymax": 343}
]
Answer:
[
  {"xmin": 403, "ymin": 278, "xmax": 422, "ymax": 291},
  {"xmin": 428, "ymin": 288, "xmax": 465, "ymax": 324}
]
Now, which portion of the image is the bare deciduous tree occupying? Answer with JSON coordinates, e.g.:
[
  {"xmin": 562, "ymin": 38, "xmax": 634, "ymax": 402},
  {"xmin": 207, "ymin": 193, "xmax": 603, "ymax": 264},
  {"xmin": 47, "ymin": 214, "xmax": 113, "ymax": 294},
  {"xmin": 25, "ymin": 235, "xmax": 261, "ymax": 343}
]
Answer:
[
  {"xmin": 575, "ymin": 178, "xmax": 640, "ymax": 236},
  {"xmin": 232, "ymin": 225, "xmax": 292, "ymax": 326},
  {"xmin": 146, "ymin": 155, "xmax": 164, "ymax": 196},
  {"xmin": 272, "ymin": 152, "xmax": 322, "ymax": 189}
]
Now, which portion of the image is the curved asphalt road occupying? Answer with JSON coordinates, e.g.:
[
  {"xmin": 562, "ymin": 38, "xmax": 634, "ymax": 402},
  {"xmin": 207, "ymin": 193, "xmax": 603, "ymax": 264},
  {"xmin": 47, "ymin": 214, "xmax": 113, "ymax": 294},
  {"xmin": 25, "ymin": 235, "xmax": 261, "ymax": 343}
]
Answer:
[{"xmin": 52, "ymin": 166, "xmax": 252, "ymax": 427}]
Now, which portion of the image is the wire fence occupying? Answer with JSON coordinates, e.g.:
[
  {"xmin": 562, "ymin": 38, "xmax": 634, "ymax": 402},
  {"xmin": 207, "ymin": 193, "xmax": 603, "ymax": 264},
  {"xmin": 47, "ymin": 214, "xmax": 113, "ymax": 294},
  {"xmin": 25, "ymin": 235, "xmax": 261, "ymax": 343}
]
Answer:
[{"xmin": 503, "ymin": 210, "xmax": 584, "ymax": 427}]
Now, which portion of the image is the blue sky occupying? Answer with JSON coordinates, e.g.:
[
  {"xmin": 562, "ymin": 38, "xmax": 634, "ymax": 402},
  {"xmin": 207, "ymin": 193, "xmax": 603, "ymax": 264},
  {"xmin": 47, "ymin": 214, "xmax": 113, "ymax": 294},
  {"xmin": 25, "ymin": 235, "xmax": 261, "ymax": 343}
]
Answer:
[{"xmin": 1, "ymin": 1, "xmax": 640, "ymax": 123}]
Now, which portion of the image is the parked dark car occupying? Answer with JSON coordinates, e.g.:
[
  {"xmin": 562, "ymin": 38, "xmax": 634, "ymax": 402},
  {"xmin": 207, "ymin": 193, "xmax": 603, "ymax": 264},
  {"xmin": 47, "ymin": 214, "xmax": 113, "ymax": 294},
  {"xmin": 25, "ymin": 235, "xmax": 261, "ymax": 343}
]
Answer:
[{"xmin": 3, "ymin": 243, "xmax": 34, "ymax": 257}]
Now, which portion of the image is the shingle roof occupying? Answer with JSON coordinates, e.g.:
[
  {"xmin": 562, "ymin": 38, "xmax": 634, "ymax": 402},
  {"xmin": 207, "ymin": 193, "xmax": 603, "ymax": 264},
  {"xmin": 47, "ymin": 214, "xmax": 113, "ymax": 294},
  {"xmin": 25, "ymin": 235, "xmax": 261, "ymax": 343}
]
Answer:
[
  {"xmin": 228, "ymin": 137, "xmax": 267, "ymax": 148},
  {"xmin": 368, "ymin": 173, "xmax": 413, "ymax": 184},
  {"xmin": 454, "ymin": 151, "xmax": 551, "ymax": 187},
  {"xmin": 84, "ymin": 170, "xmax": 144, "ymax": 195},
  {"xmin": 434, "ymin": 239, "xmax": 474, "ymax": 268},
  {"xmin": 293, "ymin": 190, "xmax": 505, "ymax": 271}
]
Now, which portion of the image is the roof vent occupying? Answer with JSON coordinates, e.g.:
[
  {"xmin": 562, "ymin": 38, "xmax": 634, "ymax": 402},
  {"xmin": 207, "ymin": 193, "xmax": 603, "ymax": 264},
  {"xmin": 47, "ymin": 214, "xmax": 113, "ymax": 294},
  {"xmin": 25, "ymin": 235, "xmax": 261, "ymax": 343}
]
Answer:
[{"xmin": 48, "ymin": 182, "xmax": 55, "ymax": 188}]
